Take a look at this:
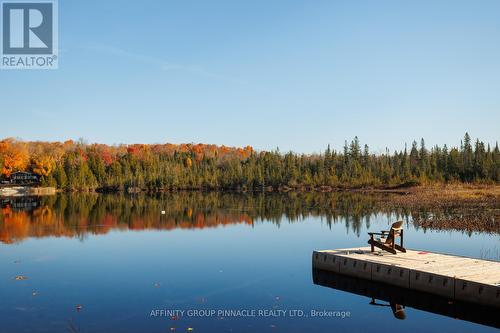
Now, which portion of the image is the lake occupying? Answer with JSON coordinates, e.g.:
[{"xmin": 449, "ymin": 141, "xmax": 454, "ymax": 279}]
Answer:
[{"xmin": 0, "ymin": 193, "xmax": 499, "ymax": 333}]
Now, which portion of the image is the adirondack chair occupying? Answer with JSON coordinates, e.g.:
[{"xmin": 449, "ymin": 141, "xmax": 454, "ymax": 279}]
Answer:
[{"xmin": 368, "ymin": 221, "xmax": 406, "ymax": 254}]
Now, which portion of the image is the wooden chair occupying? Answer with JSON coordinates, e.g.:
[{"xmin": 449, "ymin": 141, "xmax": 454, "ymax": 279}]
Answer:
[{"xmin": 368, "ymin": 221, "xmax": 406, "ymax": 254}]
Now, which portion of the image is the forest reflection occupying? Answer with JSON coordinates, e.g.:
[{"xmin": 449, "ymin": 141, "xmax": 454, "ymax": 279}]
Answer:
[{"xmin": 0, "ymin": 192, "xmax": 478, "ymax": 244}]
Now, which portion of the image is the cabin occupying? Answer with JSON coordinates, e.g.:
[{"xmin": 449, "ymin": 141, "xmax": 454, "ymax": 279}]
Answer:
[{"xmin": 9, "ymin": 171, "xmax": 40, "ymax": 184}]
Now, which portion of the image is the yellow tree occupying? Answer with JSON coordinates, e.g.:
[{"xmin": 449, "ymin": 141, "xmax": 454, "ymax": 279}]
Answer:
[
  {"xmin": 30, "ymin": 154, "xmax": 55, "ymax": 177},
  {"xmin": 0, "ymin": 139, "xmax": 29, "ymax": 177}
]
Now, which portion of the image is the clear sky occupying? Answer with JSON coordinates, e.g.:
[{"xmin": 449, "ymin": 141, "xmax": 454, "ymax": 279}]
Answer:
[{"xmin": 1, "ymin": 0, "xmax": 499, "ymax": 153}]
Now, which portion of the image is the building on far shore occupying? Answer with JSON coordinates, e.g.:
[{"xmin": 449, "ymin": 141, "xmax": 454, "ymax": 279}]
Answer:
[{"xmin": 8, "ymin": 171, "xmax": 40, "ymax": 184}]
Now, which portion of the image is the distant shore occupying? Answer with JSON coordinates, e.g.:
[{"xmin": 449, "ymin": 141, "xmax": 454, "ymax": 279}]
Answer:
[
  {"xmin": 0, "ymin": 186, "xmax": 56, "ymax": 197},
  {"xmin": 351, "ymin": 183, "xmax": 500, "ymax": 201},
  {"xmin": 374, "ymin": 184, "xmax": 500, "ymax": 234},
  {"xmin": 2, "ymin": 183, "xmax": 499, "ymax": 202},
  {"xmin": 100, "ymin": 183, "xmax": 500, "ymax": 199}
]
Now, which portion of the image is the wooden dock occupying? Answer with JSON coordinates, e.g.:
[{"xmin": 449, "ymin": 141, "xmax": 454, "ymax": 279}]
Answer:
[{"xmin": 312, "ymin": 247, "xmax": 500, "ymax": 307}]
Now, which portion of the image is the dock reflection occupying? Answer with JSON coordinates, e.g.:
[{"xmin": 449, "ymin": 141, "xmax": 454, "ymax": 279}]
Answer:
[{"xmin": 312, "ymin": 268, "xmax": 500, "ymax": 329}]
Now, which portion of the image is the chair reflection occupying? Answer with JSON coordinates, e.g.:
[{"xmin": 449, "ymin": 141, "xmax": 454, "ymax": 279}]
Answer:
[
  {"xmin": 368, "ymin": 298, "xmax": 406, "ymax": 320},
  {"xmin": 312, "ymin": 268, "xmax": 500, "ymax": 329}
]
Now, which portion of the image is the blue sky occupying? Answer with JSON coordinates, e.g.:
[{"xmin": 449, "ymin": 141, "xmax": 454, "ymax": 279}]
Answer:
[{"xmin": 1, "ymin": 0, "xmax": 499, "ymax": 153}]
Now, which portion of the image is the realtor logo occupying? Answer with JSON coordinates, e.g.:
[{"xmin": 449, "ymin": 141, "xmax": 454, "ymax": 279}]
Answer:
[{"xmin": 1, "ymin": 0, "xmax": 58, "ymax": 69}]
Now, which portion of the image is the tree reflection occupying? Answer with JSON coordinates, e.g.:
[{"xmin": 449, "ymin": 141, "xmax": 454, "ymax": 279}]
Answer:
[{"xmin": 0, "ymin": 192, "xmax": 495, "ymax": 244}]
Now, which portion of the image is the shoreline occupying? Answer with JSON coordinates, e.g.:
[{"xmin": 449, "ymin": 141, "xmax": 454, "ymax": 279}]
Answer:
[
  {"xmin": 1, "ymin": 183, "xmax": 500, "ymax": 199},
  {"xmin": 94, "ymin": 184, "xmax": 500, "ymax": 206},
  {"xmin": 0, "ymin": 186, "xmax": 56, "ymax": 197}
]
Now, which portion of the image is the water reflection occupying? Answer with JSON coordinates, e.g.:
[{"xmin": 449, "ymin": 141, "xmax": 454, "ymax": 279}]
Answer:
[
  {"xmin": 1, "ymin": 192, "xmax": 497, "ymax": 244},
  {"xmin": 369, "ymin": 298, "xmax": 406, "ymax": 320},
  {"xmin": 1, "ymin": 193, "xmax": 498, "ymax": 333},
  {"xmin": 312, "ymin": 269, "xmax": 500, "ymax": 329}
]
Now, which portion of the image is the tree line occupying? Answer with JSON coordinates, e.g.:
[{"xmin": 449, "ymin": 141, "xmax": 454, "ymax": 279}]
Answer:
[{"xmin": 0, "ymin": 133, "xmax": 499, "ymax": 191}]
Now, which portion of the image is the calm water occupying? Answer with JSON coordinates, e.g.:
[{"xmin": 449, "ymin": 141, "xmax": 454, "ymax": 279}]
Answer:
[{"xmin": 0, "ymin": 193, "xmax": 499, "ymax": 333}]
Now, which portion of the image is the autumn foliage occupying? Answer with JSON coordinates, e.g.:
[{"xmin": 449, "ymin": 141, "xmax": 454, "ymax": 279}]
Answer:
[
  {"xmin": 0, "ymin": 138, "xmax": 254, "ymax": 190},
  {"xmin": 0, "ymin": 139, "xmax": 29, "ymax": 177},
  {"xmin": 0, "ymin": 134, "xmax": 499, "ymax": 191}
]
